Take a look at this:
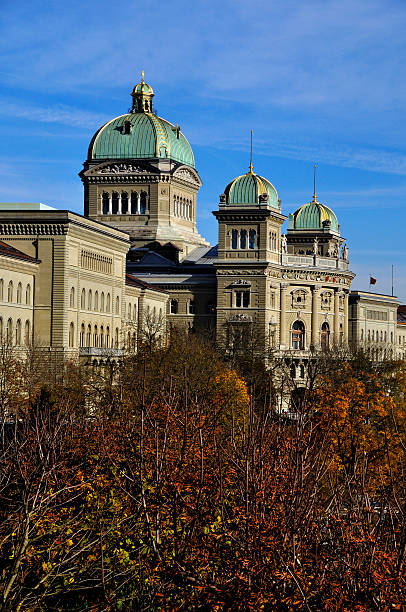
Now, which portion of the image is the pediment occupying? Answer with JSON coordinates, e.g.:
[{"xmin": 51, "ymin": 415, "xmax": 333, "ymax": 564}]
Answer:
[
  {"xmin": 84, "ymin": 161, "xmax": 156, "ymax": 177},
  {"xmin": 173, "ymin": 165, "xmax": 201, "ymax": 186}
]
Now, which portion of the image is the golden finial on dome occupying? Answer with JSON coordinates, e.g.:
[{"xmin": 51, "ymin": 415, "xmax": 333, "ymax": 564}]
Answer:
[
  {"xmin": 249, "ymin": 130, "xmax": 254, "ymax": 173},
  {"xmin": 313, "ymin": 163, "xmax": 317, "ymax": 201},
  {"xmin": 141, "ymin": 70, "xmax": 145, "ymax": 84}
]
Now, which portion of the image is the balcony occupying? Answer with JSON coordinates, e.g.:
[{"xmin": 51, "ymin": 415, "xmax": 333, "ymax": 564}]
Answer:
[
  {"xmin": 79, "ymin": 347, "xmax": 124, "ymax": 357},
  {"xmin": 282, "ymin": 253, "xmax": 349, "ymax": 271}
]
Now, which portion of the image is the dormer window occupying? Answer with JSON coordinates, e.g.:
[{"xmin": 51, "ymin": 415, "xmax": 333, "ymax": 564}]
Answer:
[{"xmin": 123, "ymin": 120, "xmax": 132, "ymax": 134}]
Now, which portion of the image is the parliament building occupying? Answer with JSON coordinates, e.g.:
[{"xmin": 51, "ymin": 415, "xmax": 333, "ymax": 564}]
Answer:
[{"xmin": 0, "ymin": 75, "xmax": 404, "ymax": 364}]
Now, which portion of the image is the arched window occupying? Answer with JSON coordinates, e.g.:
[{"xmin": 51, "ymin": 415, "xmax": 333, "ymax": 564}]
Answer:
[
  {"xmin": 100, "ymin": 326, "xmax": 104, "ymax": 348},
  {"xmin": 94, "ymin": 291, "xmax": 99, "ymax": 311},
  {"xmin": 24, "ymin": 320, "xmax": 30, "ymax": 345},
  {"xmin": 87, "ymin": 324, "xmax": 92, "ymax": 346},
  {"xmin": 88, "ymin": 290, "xmax": 92, "ymax": 311},
  {"xmin": 25, "ymin": 284, "xmax": 31, "ymax": 305},
  {"xmin": 81, "ymin": 288, "xmax": 86, "ymax": 309},
  {"xmin": 249, "ymin": 229, "xmax": 256, "ymax": 249},
  {"xmin": 361, "ymin": 328, "xmax": 364, "ymax": 342},
  {"xmin": 121, "ymin": 192, "xmax": 128, "ymax": 214},
  {"xmin": 128, "ymin": 302, "xmax": 132, "ymax": 319},
  {"xmin": 140, "ymin": 191, "xmax": 147, "ymax": 214},
  {"xmin": 231, "ymin": 229, "xmax": 238, "ymax": 249},
  {"xmin": 106, "ymin": 293, "xmax": 111, "ymax": 312},
  {"xmin": 188, "ymin": 300, "xmax": 196, "ymax": 314},
  {"xmin": 100, "ymin": 292, "xmax": 105, "ymax": 312},
  {"xmin": 299, "ymin": 364, "xmax": 305, "ymax": 378},
  {"xmin": 321, "ymin": 322, "xmax": 330, "ymax": 350},
  {"xmin": 15, "ymin": 320, "xmax": 21, "ymax": 346},
  {"xmin": 0, "ymin": 318, "xmax": 3, "ymax": 339},
  {"xmin": 391, "ymin": 331, "xmax": 393, "ymax": 343},
  {"xmin": 102, "ymin": 192, "xmax": 110, "ymax": 215},
  {"xmin": 17, "ymin": 283, "xmax": 22, "ymax": 304},
  {"xmin": 170, "ymin": 299, "xmax": 178, "ymax": 314},
  {"xmin": 133, "ymin": 303, "xmax": 137, "ymax": 320},
  {"xmin": 292, "ymin": 320, "xmax": 305, "ymax": 350},
  {"xmin": 7, "ymin": 281, "xmax": 13, "ymax": 303},
  {"xmin": 240, "ymin": 229, "xmax": 247, "ymax": 249},
  {"xmin": 115, "ymin": 327, "xmax": 119, "ymax": 348},
  {"xmin": 80, "ymin": 323, "xmax": 85, "ymax": 347},
  {"xmin": 70, "ymin": 286, "xmax": 75, "ymax": 308},
  {"xmin": 6, "ymin": 318, "xmax": 13, "ymax": 344},
  {"xmin": 0, "ymin": 279, "xmax": 3, "ymax": 301},
  {"xmin": 69, "ymin": 322, "xmax": 75, "ymax": 348},
  {"xmin": 115, "ymin": 296, "xmax": 120, "ymax": 315},
  {"xmin": 131, "ymin": 192, "xmax": 138, "ymax": 214},
  {"xmin": 94, "ymin": 325, "xmax": 98, "ymax": 347},
  {"xmin": 111, "ymin": 192, "xmax": 119, "ymax": 215},
  {"xmin": 106, "ymin": 326, "xmax": 110, "ymax": 348}
]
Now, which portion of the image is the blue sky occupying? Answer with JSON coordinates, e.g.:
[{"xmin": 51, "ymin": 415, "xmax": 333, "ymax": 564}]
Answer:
[{"xmin": 0, "ymin": 0, "xmax": 405, "ymax": 301}]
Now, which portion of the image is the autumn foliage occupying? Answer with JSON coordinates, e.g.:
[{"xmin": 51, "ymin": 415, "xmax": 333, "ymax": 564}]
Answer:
[{"xmin": 0, "ymin": 338, "xmax": 406, "ymax": 610}]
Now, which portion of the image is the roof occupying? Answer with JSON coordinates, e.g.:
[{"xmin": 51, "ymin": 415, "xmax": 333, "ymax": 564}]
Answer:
[
  {"xmin": 289, "ymin": 197, "xmax": 339, "ymax": 232},
  {"xmin": 125, "ymin": 274, "xmax": 168, "ymax": 295},
  {"xmin": 350, "ymin": 290, "xmax": 400, "ymax": 305},
  {"xmin": 0, "ymin": 202, "xmax": 56, "ymax": 211},
  {"xmin": 88, "ymin": 112, "xmax": 195, "ymax": 167},
  {"xmin": 223, "ymin": 171, "xmax": 279, "ymax": 208},
  {"xmin": 0, "ymin": 240, "xmax": 40, "ymax": 264}
]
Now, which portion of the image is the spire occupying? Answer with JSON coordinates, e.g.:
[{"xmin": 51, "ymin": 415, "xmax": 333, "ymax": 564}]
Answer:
[
  {"xmin": 313, "ymin": 163, "xmax": 317, "ymax": 202},
  {"xmin": 249, "ymin": 130, "xmax": 254, "ymax": 173}
]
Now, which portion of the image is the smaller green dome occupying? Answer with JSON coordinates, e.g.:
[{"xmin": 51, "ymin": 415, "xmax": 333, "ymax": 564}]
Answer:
[
  {"xmin": 289, "ymin": 197, "xmax": 339, "ymax": 232},
  {"xmin": 223, "ymin": 169, "xmax": 279, "ymax": 208}
]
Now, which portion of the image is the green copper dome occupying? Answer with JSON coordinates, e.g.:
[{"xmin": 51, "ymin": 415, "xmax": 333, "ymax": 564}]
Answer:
[
  {"xmin": 89, "ymin": 113, "xmax": 195, "ymax": 167},
  {"xmin": 223, "ymin": 169, "xmax": 279, "ymax": 207},
  {"xmin": 88, "ymin": 75, "xmax": 195, "ymax": 167},
  {"xmin": 288, "ymin": 197, "xmax": 339, "ymax": 232}
]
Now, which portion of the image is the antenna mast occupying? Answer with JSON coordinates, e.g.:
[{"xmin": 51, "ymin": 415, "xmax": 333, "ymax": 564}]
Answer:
[{"xmin": 249, "ymin": 130, "xmax": 253, "ymax": 173}]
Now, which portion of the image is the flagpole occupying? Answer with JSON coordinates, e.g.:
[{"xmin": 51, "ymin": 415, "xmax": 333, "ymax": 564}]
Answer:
[{"xmin": 392, "ymin": 265, "xmax": 394, "ymax": 297}]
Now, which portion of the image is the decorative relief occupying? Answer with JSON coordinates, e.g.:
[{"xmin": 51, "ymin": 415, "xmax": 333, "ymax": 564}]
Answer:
[
  {"xmin": 0, "ymin": 224, "xmax": 67, "ymax": 236},
  {"xmin": 174, "ymin": 168, "xmax": 200, "ymax": 185},
  {"xmin": 230, "ymin": 279, "xmax": 251, "ymax": 286},
  {"xmin": 97, "ymin": 163, "xmax": 149, "ymax": 174},
  {"xmin": 161, "ymin": 188, "xmax": 167, "ymax": 195},
  {"xmin": 228, "ymin": 314, "xmax": 253, "ymax": 323}
]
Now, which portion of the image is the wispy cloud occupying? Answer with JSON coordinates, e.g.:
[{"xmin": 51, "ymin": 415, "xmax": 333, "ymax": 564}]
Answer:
[{"xmin": 0, "ymin": 98, "xmax": 107, "ymax": 129}]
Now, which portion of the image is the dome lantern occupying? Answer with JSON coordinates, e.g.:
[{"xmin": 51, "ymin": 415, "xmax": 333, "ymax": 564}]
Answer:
[{"xmin": 131, "ymin": 71, "xmax": 154, "ymax": 113}]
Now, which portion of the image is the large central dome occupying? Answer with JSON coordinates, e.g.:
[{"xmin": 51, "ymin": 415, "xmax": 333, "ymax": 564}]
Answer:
[{"xmin": 88, "ymin": 74, "xmax": 195, "ymax": 168}]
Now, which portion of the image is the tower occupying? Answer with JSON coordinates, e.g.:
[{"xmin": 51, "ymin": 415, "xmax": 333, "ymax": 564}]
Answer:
[
  {"xmin": 213, "ymin": 166, "xmax": 287, "ymax": 353},
  {"xmin": 79, "ymin": 74, "xmax": 209, "ymax": 257}
]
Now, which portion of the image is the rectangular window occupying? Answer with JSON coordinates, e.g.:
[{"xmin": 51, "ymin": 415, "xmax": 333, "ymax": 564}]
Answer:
[{"xmin": 236, "ymin": 290, "xmax": 250, "ymax": 308}]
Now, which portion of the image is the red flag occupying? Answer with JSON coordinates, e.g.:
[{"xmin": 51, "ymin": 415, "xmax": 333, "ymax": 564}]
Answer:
[{"xmin": 370, "ymin": 277, "xmax": 377, "ymax": 285}]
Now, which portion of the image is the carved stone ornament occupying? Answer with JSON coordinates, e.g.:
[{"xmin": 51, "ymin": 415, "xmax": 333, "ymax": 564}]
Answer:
[
  {"xmin": 228, "ymin": 314, "xmax": 253, "ymax": 323},
  {"xmin": 174, "ymin": 168, "xmax": 200, "ymax": 185},
  {"xmin": 230, "ymin": 279, "xmax": 251, "ymax": 286},
  {"xmin": 97, "ymin": 163, "xmax": 149, "ymax": 174}
]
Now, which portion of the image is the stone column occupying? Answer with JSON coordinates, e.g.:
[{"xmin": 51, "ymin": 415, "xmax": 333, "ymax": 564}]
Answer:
[
  {"xmin": 136, "ymin": 193, "xmax": 140, "ymax": 214},
  {"xmin": 108, "ymin": 193, "xmax": 112, "ymax": 215},
  {"xmin": 280, "ymin": 283, "xmax": 288, "ymax": 348},
  {"xmin": 118, "ymin": 194, "xmax": 122, "ymax": 215},
  {"xmin": 343, "ymin": 291, "xmax": 348, "ymax": 343},
  {"xmin": 334, "ymin": 290, "xmax": 340, "ymax": 345},
  {"xmin": 311, "ymin": 286, "xmax": 320, "ymax": 348},
  {"xmin": 100, "ymin": 194, "xmax": 103, "ymax": 214}
]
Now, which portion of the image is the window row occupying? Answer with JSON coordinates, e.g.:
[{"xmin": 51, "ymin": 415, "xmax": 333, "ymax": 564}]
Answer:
[
  {"xmin": 0, "ymin": 317, "xmax": 31, "ymax": 346},
  {"xmin": 81, "ymin": 250, "xmax": 112, "ymax": 274},
  {"xmin": 170, "ymin": 299, "xmax": 215, "ymax": 315},
  {"xmin": 0, "ymin": 280, "xmax": 31, "ymax": 305},
  {"xmin": 125, "ymin": 302, "xmax": 137, "ymax": 320},
  {"xmin": 231, "ymin": 229, "xmax": 257, "ymax": 250},
  {"xmin": 72, "ymin": 288, "xmax": 120, "ymax": 315},
  {"xmin": 101, "ymin": 190, "xmax": 148, "ymax": 215},
  {"xmin": 361, "ymin": 328, "xmax": 392, "ymax": 343},
  {"xmin": 73, "ymin": 323, "xmax": 120, "ymax": 348},
  {"xmin": 367, "ymin": 310, "xmax": 388, "ymax": 321},
  {"xmin": 269, "ymin": 231, "xmax": 278, "ymax": 251},
  {"xmin": 173, "ymin": 195, "xmax": 193, "ymax": 220},
  {"xmin": 291, "ymin": 320, "xmax": 334, "ymax": 350}
]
